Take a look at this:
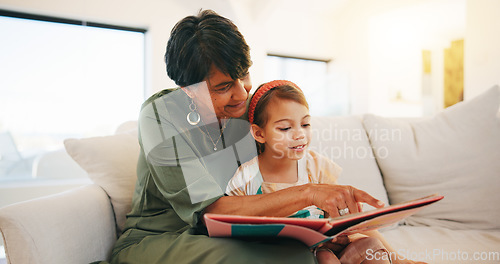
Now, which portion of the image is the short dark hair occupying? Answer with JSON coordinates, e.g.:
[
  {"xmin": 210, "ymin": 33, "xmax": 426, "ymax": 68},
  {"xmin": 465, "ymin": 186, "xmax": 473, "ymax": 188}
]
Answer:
[{"xmin": 165, "ymin": 10, "xmax": 252, "ymax": 87}]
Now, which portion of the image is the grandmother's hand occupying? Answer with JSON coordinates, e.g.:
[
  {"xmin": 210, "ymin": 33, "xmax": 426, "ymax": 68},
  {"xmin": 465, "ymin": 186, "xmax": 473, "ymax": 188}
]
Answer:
[{"xmin": 308, "ymin": 184, "xmax": 385, "ymax": 217}]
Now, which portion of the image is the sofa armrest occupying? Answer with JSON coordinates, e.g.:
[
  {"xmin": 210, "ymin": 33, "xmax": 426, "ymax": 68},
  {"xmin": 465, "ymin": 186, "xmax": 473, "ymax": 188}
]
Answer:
[{"xmin": 0, "ymin": 184, "xmax": 116, "ymax": 264}]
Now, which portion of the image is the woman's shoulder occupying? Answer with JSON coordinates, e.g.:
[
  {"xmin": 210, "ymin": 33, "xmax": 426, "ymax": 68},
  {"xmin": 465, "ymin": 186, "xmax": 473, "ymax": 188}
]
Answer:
[
  {"xmin": 141, "ymin": 88, "xmax": 181, "ymax": 110},
  {"xmin": 138, "ymin": 87, "xmax": 190, "ymax": 129}
]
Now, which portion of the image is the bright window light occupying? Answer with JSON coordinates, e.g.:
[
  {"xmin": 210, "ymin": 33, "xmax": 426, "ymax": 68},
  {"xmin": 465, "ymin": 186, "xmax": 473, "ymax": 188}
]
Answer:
[
  {"xmin": 0, "ymin": 11, "xmax": 145, "ymax": 181},
  {"xmin": 265, "ymin": 55, "xmax": 349, "ymax": 116}
]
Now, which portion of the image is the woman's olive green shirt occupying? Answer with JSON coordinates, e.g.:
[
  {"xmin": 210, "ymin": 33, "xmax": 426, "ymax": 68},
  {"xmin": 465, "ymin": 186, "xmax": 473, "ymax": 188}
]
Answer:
[{"xmin": 107, "ymin": 88, "xmax": 316, "ymax": 264}]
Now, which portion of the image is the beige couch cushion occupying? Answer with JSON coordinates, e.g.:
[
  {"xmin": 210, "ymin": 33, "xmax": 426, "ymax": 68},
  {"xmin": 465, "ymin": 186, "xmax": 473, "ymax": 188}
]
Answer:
[
  {"xmin": 0, "ymin": 185, "xmax": 116, "ymax": 264},
  {"xmin": 363, "ymin": 85, "xmax": 500, "ymax": 230},
  {"xmin": 64, "ymin": 130, "xmax": 139, "ymax": 234},
  {"xmin": 382, "ymin": 226, "xmax": 500, "ymax": 264}
]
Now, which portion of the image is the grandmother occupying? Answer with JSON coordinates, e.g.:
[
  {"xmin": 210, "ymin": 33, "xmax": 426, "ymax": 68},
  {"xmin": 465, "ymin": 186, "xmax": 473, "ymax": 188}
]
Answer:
[{"xmin": 109, "ymin": 10, "xmax": 385, "ymax": 264}]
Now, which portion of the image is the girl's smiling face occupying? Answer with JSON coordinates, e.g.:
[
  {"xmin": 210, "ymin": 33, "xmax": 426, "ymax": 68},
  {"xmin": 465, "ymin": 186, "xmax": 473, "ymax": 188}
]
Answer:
[{"xmin": 254, "ymin": 97, "xmax": 311, "ymax": 160}]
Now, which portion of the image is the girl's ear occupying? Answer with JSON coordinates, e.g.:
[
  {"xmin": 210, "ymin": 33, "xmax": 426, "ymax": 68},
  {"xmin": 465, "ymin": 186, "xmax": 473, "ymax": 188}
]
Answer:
[{"xmin": 250, "ymin": 124, "xmax": 266, "ymax": 144}]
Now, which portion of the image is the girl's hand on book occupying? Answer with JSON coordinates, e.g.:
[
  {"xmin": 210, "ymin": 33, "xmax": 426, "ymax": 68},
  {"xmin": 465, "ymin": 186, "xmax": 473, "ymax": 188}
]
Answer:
[
  {"xmin": 308, "ymin": 184, "xmax": 385, "ymax": 217},
  {"xmin": 320, "ymin": 235, "xmax": 350, "ymax": 254}
]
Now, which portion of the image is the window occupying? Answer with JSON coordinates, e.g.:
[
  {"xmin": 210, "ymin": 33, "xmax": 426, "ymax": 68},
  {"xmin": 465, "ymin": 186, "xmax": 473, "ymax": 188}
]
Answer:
[
  {"xmin": 0, "ymin": 10, "xmax": 146, "ymax": 181},
  {"xmin": 265, "ymin": 54, "xmax": 349, "ymax": 116}
]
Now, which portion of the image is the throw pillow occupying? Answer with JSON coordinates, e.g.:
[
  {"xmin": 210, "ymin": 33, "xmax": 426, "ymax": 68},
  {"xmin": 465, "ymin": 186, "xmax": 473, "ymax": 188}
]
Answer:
[
  {"xmin": 64, "ymin": 131, "xmax": 139, "ymax": 234},
  {"xmin": 363, "ymin": 85, "xmax": 500, "ymax": 230}
]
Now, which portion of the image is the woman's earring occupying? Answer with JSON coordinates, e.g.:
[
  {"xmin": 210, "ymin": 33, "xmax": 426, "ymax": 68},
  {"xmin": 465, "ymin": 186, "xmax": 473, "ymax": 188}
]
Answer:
[{"xmin": 187, "ymin": 98, "xmax": 200, "ymax": 126}]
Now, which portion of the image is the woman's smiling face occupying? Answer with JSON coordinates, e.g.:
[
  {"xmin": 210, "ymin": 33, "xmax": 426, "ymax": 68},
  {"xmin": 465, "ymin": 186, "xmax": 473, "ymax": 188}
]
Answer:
[{"xmin": 187, "ymin": 66, "xmax": 252, "ymax": 120}]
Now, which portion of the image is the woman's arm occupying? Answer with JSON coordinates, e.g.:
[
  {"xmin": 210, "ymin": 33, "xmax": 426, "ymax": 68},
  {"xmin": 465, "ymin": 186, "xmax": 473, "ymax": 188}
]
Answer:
[
  {"xmin": 205, "ymin": 183, "xmax": 384, "ymax": 218},
  {"xmin": 206, "ymin": 184, "xmax": 310, "ymax": 217}
]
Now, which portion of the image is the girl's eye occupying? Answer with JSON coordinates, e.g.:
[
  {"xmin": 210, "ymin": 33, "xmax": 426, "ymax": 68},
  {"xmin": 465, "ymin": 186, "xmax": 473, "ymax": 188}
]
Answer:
[
  {"xmin": 302, "ymin": 123, "xmax": 310, "ymax": 128},
  {"xmin": 278, "ymin": 127, "xmax": 291, "ymax": 131}
]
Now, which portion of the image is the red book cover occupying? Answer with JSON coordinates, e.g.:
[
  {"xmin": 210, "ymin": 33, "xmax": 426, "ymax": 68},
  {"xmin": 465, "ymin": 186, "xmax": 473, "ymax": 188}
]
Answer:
[{"xmin": 204, "ymin": 194, "xmax": 444, "ymax": 248}]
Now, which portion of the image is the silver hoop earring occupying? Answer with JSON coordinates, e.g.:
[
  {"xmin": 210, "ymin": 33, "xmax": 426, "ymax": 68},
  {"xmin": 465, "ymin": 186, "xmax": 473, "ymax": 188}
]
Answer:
[{"xmin": 187, "ymin": 98, "xmax": 200, "ymax": 126}]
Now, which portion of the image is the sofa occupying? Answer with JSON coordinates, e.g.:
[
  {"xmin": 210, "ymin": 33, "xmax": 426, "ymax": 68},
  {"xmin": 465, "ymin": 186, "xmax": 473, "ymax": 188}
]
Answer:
[{"xmin": 1, "ymin": 86, "xmax": 499, "ymax": 264}]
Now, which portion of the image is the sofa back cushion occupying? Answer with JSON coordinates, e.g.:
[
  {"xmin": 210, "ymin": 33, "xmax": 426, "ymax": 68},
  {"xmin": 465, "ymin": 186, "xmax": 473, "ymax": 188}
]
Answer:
[
  {"xmin": 363, "ymin": 85, "xmax": 500, "ymax": 230},
  {"xmin": 310, "ymin": 116, "xmax": 389, "ymax": 208},
  {"xmin": 64, "ymin": 128, "xmax": 139, "ymax": 235}
]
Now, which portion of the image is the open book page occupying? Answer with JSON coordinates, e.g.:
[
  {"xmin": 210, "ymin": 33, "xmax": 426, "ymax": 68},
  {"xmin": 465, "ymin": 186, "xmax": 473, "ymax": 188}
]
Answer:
[
  {"xmin": 205, "ymin": 194, "xmax": 443, "ymax": 248},
  {"xmin": 322, "ymin": 193, "xmax": 443, "ymax": 235}
]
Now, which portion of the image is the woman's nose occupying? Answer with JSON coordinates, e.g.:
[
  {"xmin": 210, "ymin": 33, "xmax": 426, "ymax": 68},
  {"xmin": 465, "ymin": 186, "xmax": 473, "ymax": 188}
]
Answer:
[{"xmin": 232, "ymin": 79, "xmax": 250, "ymax": 101}]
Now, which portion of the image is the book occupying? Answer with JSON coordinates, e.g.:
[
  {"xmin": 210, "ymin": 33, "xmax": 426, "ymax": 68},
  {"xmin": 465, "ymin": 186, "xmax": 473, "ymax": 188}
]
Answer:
[{"xmin": 204, "ymin": 194, "xmax": 444, "ymax": 248}]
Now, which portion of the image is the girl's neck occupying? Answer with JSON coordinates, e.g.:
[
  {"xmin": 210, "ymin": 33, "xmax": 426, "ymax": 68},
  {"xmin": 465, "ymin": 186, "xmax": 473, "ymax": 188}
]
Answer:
[{"xmin": 258, "ymin": 151, "xmax": 298, "ymax": 184}]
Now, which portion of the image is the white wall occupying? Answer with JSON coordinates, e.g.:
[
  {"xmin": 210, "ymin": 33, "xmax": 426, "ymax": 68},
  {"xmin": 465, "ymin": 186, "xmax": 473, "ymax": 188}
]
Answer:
[
  {"xmin": 330, "ymin": 0, "xmax": 500, "ymax": 114},
  {"xmin": 329, "ymin": 0, "xmax": 466, "ymax": 116},
  {"xmin": 464, "ymin": 0, "xmax": 500, "ymax": 99}
]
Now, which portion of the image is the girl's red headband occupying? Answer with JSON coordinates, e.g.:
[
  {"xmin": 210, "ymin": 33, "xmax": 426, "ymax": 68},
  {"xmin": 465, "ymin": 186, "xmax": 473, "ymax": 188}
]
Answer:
[{"xmin": 248, "ymin": 80, "xmax": 300, "ymax": 124}]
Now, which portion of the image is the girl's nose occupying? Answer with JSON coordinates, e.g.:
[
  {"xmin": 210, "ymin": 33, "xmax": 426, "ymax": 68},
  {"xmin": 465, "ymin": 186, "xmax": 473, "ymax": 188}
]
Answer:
[{"xmin": 293, "ymin": 129, "xmax": 305, "ymax": 140}]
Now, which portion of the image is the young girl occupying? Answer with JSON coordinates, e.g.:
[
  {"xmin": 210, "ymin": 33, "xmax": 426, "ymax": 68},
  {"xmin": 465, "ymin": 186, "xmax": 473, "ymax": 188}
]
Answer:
[{"xmin": 225, "ymin": 80, "xmax": 393, "ymax": 264}]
